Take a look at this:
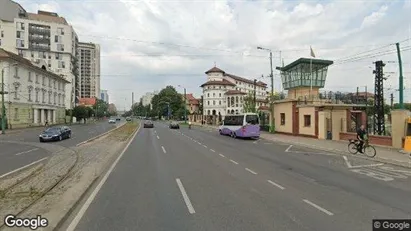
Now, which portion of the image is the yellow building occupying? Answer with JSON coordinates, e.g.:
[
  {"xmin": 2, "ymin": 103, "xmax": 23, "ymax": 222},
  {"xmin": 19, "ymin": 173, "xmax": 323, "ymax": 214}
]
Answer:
[{"xmin": 273, "ymin": 58, "xmax": 375, "ymax": 142}]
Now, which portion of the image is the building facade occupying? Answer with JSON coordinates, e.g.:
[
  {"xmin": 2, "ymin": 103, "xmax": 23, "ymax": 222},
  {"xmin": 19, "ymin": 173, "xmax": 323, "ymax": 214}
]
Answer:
[
  {"xmin": 0, "ymin": 48, "xmax": 68, "ymax": 128},
  {"xmin": 200, "ymin": 66, "xmax": 268, "ymax": 117},
  {"xmin": 0, "ymin": 1, "xmax": 79, "ymax": 109},
  {"xmin": 182, "ymin": 93, "xmax": 200, "ymax": 114},
  {"xmin": 100, "ymin": 89, "xmax": 109, "ymax": 103},
  {"xmin": 141, "ymin": 91, "xmax": 158, "ymax": 108},
  {"xmin": 78, "ymin": 42, "xmax": 100, "ymax": 98}
]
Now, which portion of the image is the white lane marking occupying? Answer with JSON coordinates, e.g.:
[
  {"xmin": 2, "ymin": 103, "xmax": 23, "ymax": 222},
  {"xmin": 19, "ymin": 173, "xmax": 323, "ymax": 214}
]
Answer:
[
  {"xmin": 285, "ymin": 145, "xmax": 293, "ymax": 152},
  {"xmin": 15, "ymin": 148, "xmax": 39, "ymax": 156},
  {"xmin": 176, "ymin": 178, "xmax": 196, "ymax": 214},
  {"xmin": 66, "ymin": 124, "xmax": 141, "ymax": 231},
  {"xmin": 253, "ymin": 140, "xmax": 258, "ymax": 144},
  {"xmin": 203, "ymin": 145, "xmax": 207, "ymax": 148},
  {"xmin": 267, "ymin": 180, "xmax": 285, "ymax": 190},
  {"xmin": 230, "ymin": 159, "xmax": 239, "ymax": 165},
  {"xmin": 162, "ymin": 146, "xmax": 167, "ymax": 153},
  {"xmin": 156, "ymin": 135, "xmax": 160, "ymax": 139},
  {"xmin": 349, "ymin": 163, "xmax": 384, "ymax": 169},
  {"xmin": 198, "ymin": 142, "xmax": 202, "ymax": 145},
  {"xmin": 245, "ymin": 168, "xmax": 257, "ymax": 175},
  {"xmin": 0, "ymin": 157, "xmax": 48, "ymax": 179},
  {"xmin": 219, "ymin": 154, "xmax": 225, "ymax": 158},
  {"xmin": 264, "ymin": 142, "xmax": 272, "ymax": 144},
  {"xmin": 210, "ymin": 149, "xmax": 215, "ymax": 152},
  {"xmin": 303, "ymin": 199, "xmax": 334, "ymax": 216},
  {"xmin": 342, "ymin": 156, "xmax": 352, "ymax": 168}
]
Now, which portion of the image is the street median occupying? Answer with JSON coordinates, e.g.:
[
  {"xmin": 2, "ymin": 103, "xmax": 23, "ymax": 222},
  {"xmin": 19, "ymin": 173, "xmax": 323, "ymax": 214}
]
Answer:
[{"xmin": 0, "ymin": 121, "xmax": 140, "ymax": 230}]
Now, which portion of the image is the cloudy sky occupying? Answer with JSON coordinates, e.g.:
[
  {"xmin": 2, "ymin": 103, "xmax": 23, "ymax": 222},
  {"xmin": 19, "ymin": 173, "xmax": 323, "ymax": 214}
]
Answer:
[{"xmin": 16, "ymin": 0, "xmax": 411, "ymax": 110}]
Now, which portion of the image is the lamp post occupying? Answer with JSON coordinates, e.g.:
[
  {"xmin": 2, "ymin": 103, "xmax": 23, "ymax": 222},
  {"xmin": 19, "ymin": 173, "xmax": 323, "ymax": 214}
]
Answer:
[
  {"xmin": 1, "ymin": 63, "xmax": 17, "ymax": 134},
  {"xmin": 257, "ymin": 46, "xmax": 274, "ymax": 132},
  {"xmin": 178, "ymin": 85, "xmax": 187, "ymax": 124}
]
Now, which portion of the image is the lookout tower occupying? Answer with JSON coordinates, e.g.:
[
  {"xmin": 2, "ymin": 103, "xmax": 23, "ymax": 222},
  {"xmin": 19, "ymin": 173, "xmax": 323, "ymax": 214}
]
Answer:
[{"xmin": 276, "ymin": 58, "xmax": 333, "ymax": 100}]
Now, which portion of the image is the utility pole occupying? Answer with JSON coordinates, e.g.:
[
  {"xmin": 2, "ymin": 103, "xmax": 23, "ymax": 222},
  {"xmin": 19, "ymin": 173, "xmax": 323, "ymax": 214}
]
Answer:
[
  {"xmin": 373, "ymin": 60, "xmax": 386, "ymax": 135},
  {"xmin": 253, "ymin": 79, "xmax": 257, "ymax": 112},
  {"xmin": 183, "ymin": 87, "xmax": 187, "ymax": 124},
  {"xmin": 1, "ymin": 69, "xmax": 6, "ymax": 134},
  {"xmin": 390, "ymin": 93, "xmax": 394, "ymax": 109},
  {"xmin": 365, "ymin": 86, "xmax": 368, "ymax": 130},
  {"xmin": 396, "ymin": 43, "xmax": 404, "ymax": 109},
  {"xmin": 356, "ymin": 87, "xmax": 359, "ymax": 104}
]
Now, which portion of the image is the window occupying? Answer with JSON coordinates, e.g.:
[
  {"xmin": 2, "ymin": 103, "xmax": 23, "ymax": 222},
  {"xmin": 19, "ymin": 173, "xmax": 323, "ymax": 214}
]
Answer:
[
  {"xmin": 54, "ymin": 94, "xmax": 56, "ymax": 104},
  {"xmin": 42, "ymin": 91, "xmax": 46, "ymax": 103},
  {"xmin": 207, "ymin": 93, "xmax": 209, "ymax": 97},
  {"xmin": 1, "ymin": 31, "xmax": 3, "ymax": 37},
  {"xmin": 246, "ymin": 115, "xmax": 259, "ymax": 125},
  {"xmin": 42, "ymin": 76, "xmax": 45, "ymax": 85},
  {"xmin": 14, "ymin": 66, "xmax": 18, "ymax": 78},
  {"xmin": 49, "ymin": 78, "xmax": 52, "ymax": 87},
  {"xmin": 227, "ymin": 97, "xmax": 230, "ymax": 107},
  {"xmin": 55, "ymin": 53, "xmax": 60, "ymax": 60},
  {"xmin": 28, "ymin": 72, "xmax": 32, "ymax": 82},
  {"xmin": 28, "ymin": 87, "xmax": 32, "ymax": 101},
  {"xmin": 14, "ymin": 86, "xmax": 18, "ymax": 99},
  {"xmin": 213, "ymin": 100, "xmax": 215, "ymax": 105},
  {"xmin": 280, "ymin": 113, "xmax": 285, "ymax": 125},
  {"xmin": 16, "ymin": 31, "xmax": 24, "ymax": 39},
  {"xmin": 207, "ymin": 101, "xmax": 210, "ymax": 105},
  {"xmin": 219, "ymin": 100, "xmax": 221, "ymax": 105},
  {"xmin": 54, "ymin": 35, "xmax": 59, "ymax": 43},
  {"xmin": 14, "ymin": 108, "xmax": 18, "ymax": 120},
  {"xmin": 54, "ymin": 80, "xmax": 56, "ymax": 89},
  {"xmin": 48, "ymin": 92, "xmax": 52, "ymax": 103},
  {"xmin": 219, "ymin": 93, "xmax": 221, "ymax": 97},
  {"xmin": 213, "ymin": 93, "xmax": 215, "ymax": 97},
  {"xmin": 58, "ymin": 28, "xmax": 64, "ymax": 35},
  {"xmin": 16, "ymin": 39, "xmax": 24, "ymax": 48},
  {"xmin": 35, "ymin": 74, "xmax": 39, "ymax": 83},
  {"xmin": 304, "ymin": 115, "xmax": 311, "ymax": 127},
  {"xmin": 58, "ymin": 61, "xmax": 65, "ymax": 68},
  {"xmin": 223, "ymin": 115, "xmax": 243, "ymax": 126},
  {"xmin": 35, "ymin": 90, "xmax": 39, "ymax": 102},
  {"xmin": 57, "ymin": 44, "xmax": 64, "ymax": 51}
]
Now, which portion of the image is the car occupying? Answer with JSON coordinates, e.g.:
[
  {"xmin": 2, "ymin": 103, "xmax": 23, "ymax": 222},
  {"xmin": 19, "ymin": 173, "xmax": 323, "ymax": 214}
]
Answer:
[
  {"xmin": 169, "ymin": 121, "xmax": 180, "ymax": 129},
  {"xmin": 143, "ymin": 120, "xmax": 154, "ymax": 128},
  {"xmin": 116, "ymin": 117, "xmax": 121, "ymax": 121},
  {"xmin": 108, "ymin": 118, "xmax": 116, "ymax": 123},
  {"xmin": 39, "ymin": 126, "xmax": 71, "ymax": 142},
  {"xmin": 126, "ymin": 117, "xmax": 132, "ymax": 121}
]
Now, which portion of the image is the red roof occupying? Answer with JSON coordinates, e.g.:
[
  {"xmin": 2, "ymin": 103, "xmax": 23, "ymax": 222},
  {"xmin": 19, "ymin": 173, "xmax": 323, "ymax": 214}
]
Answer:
[
  {"xmin": 78, "ymin": 98, "xmax": 96, "ymax": 106},
  {"xmin": 258, "ymin": 106, "xmax": 270, "ymax": 111},
  {"xmin": 200, "ymin": 79, "xmax": 236, "ymax": 87},
  {"xmin": 205, "ymin": 66, "xmax": 225, "ymax": 74},
  {"xmin": 185, "ymin": 93, "xmax": 199, "ymax": 105},
  {"xmin": 225, "ymin": 90, "xmax": 247, "ymax": 95}
]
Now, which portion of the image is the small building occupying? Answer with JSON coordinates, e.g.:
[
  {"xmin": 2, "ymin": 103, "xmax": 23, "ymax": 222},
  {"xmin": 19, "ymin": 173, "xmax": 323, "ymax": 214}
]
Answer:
[
  {"xmin": 273, "ymin": 57, "xmax": 369, "ymax": 141},
  {"xmin": 0, "ymin": 48, "xmax": 69, "ymax": 128}
]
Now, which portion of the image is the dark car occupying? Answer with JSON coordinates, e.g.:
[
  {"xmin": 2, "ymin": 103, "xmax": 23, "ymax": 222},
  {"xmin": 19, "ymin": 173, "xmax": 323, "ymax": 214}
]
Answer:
[
  {"xmin": 39, "ymin": 126, "xmax": 71, "ymax": 142},
  {"xmin": 143, "ymin": 120, "xmax": 154, "ymax": 128},
  {"xmin": 169, "ymin": 121, "xmax": 180, "ymax": 129},
  {"xmin": 116, "ymin": 117, "xmax": 121, "ymax": 121}
]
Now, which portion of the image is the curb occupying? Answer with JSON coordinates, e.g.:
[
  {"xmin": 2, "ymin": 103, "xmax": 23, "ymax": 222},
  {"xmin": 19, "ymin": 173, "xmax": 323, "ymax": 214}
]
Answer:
[
  {"xmin": 53, "ymin": 176, "xmax": 100, "ymax": 231},
  {"xmin": 260, "ymin": 136, "xmax": 411, "ymax": 169},
  {"xmin": 76, "ymin": 123, "xmax": 127, "ymax": 146},
  {"xmin": 53, "ymin": 122, "xmax": 141, "ymax": 230}
]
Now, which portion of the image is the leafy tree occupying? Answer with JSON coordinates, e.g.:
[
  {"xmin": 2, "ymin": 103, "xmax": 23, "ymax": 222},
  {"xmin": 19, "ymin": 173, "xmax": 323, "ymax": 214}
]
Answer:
[
  {"xmin": 86, "ymin": 107, "xmax": 94, "ymax": 118},
  {"xmin": 93, "ymin": 99, "xmax": 108, "ymax": 118},
  {"xmin": 198, "ymin": 96, "xmax": 203, "ymax": 114},
  {"xmin": 243, "ymin": 92, "xmax": 256, "ymax": 113},
  {"xmin": 151, "ymin": 86, "xmax": 184, "ymax": 118},
  {"xmin": 72, "ymin": 106, "xmax": 88, "ymax": 121}
]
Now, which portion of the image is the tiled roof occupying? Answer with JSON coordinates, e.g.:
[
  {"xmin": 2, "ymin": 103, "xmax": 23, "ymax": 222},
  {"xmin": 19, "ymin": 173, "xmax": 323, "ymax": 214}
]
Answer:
[
  {"xmin": 79, "ymin": 98, "xmax": 96, "ymax": 106},
  {"xmin": 258, "ymin": 106, "xmax": 270, "ymax": 111},
  {"xmin": 225, "ymin": 74, "xmax": 267, "ymax": 87},
  {"xmin": 225, "ymin": 90, "xmax": 247, "ymax": 95},
  {"xmin": 205, "ymin": 66, "xmax": 225, "ymax": 74},
  {"xmin": 200, "ymin": 79, "xmax": 236, "ymax": 87},
  {"xmin": 0, "ymin": 48, "xmax": 69, "ymax": 82},
  {"xmin": 27, "ymin": 11, "xmax": 68, "ymax": 25}
]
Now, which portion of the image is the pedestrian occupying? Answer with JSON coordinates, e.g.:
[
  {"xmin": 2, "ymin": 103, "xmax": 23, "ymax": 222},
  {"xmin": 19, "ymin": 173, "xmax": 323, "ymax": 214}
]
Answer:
[{"xmin": 45, "ymin": 120, "xmax": 49, "ymax": 127}]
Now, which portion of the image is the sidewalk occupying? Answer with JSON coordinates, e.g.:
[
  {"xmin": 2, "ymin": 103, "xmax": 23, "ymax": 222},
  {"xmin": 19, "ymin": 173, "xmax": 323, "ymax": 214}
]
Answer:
[{"xmin": 191, "ymin": 122, "xmax": 411, "ymax": 168}]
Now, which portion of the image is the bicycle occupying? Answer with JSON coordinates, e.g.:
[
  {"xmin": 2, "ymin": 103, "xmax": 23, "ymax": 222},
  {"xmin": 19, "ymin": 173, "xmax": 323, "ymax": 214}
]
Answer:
[{"xmin": 347, "ymin": 139, "xmax": 376, "ymax": 157}]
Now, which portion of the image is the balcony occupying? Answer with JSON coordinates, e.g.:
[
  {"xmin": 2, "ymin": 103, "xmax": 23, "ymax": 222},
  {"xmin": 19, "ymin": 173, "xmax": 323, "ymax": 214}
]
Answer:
[
  {"xmin": 29, "ymin": 43, "xmax": 50, "ymax": 51},
  {"xmin": 28, "ymin": 27, "xmax": 50, "ymax": 36},
  {"xmin": 29, "ymin": 35, "xmax": 50, "ymax": 44}
]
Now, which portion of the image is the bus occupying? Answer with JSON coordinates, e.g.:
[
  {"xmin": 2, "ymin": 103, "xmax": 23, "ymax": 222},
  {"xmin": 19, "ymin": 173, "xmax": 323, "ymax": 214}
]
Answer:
[{"xmin": 219, "ymin": 113, "xmax": 260, "ymax": 139}]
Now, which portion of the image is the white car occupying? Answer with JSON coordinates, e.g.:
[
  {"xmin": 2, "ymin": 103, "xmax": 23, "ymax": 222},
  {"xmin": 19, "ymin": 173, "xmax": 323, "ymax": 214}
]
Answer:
[{"xmin": 108, "ymin": 118, "xmax": 116, "ymax": 123}]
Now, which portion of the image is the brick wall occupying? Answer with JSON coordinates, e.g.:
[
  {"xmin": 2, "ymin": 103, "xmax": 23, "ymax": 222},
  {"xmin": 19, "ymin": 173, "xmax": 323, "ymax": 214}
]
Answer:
[{"xmin": 340, "ymin": 132, "xmax": 392, "ymax": 146}]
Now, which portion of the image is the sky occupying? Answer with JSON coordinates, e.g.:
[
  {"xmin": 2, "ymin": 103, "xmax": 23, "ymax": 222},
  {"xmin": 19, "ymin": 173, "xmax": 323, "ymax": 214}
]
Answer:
[{"xmin": 16, "ymin": 0, "xmax": 411, "ymax": 110}]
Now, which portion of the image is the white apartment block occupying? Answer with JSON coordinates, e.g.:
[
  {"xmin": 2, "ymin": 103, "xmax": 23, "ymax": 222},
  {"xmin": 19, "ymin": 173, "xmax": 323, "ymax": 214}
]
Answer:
[
  {"xmin": 141, "ymin": 91, "xmax": 159, "ymax": 108},
  {"xmin": 78, "ymin": 42, "xmax": 100, "ymax": 98},
  {"xmin": 201, "ymin": 67, "xmax": 268, "ymax": 117},
  {"xmin": 0, "ymin": 48, "xmax": 68, "ymax": 128},
  {"xmin": 0, "ymin": 0, "xmax": 78, "ymax": 109},
  {"xmin": 100, "ymin": 89, "xmax": 109, "ymax": 103}
]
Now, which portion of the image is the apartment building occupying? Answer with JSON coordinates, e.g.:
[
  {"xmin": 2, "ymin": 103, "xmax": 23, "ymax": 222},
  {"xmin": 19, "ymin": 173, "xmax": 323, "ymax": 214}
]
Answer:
[
  {"xmin": 141, "ymin": 91, "xmax": 159, "ymax": 108},
  {"xmin": 0, "ymin": 48, "xmax": 68, "ymax": 128},
  {"xmin": 78, "ymin": 42, "xmax": 100, "ymax": 98},
  {"xmin": 200, "ymin": 66, "xmax": 268, "ymax": 116},
  {"xmin": 0, "ymin": 0, "xmax": 79, "ymax": 109},
  {"xmin": 100, "ymin": 89, "xmax": 109, "ymax": 103}
]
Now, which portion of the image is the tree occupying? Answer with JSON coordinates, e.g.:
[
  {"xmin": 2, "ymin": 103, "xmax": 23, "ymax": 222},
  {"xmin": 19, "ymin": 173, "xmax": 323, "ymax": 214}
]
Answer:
[
  {"xmin": 72, "ymin": 106, "xmax": 88, "ymax": 121},
  {"xmin": 198, "ymin": 96, "xmax": 203, "ymax": 115},
  {"xmin": 151, "ymin": 86, "xmax": 184, "ymax": 118},
  {"xmin": 243, "ymin": 92, "xmax": 256, "ymax": 113},
  {"xmin": 93, "ymin": 99, "xmax": 109, "ymax": 118},
  {"xmin": 86, "ymin": 107, "xmax": 94, "ymax": 118}
]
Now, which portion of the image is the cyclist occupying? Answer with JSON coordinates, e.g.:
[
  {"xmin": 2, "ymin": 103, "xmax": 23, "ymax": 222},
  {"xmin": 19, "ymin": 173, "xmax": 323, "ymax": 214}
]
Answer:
[{"xmin": 356, "ymin": 124, "xmax": 367, "ymax": 153}]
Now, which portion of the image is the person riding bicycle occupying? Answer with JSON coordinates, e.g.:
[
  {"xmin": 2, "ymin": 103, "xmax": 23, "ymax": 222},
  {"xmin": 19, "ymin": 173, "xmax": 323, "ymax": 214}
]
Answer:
[{"xmin": 356, "ymin": 125, "xmax": 367, "ymax": 153}]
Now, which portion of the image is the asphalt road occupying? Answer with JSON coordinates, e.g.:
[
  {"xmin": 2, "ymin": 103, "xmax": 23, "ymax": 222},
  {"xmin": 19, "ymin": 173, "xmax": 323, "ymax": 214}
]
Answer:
[
  {"xmin": 0, "ymin": 120, "xmax": 121, "ymax": 177},
  {"xmin": 66, "ymin": 121, "xmax": 411, "ymax": 231}
]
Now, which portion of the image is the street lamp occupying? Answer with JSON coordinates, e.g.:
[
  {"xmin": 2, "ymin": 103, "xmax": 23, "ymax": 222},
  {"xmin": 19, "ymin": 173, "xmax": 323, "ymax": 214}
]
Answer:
[
  {"xmin": 257, "ymin": 46, "xmax": 274, "ymax": 132},
  {"xmin": 178, "ymin": 85, "xmax": 187, "ymax": 124},
  {"xmin": 1, "ymin": 63, "xmax": 18, "ymax": 134}
]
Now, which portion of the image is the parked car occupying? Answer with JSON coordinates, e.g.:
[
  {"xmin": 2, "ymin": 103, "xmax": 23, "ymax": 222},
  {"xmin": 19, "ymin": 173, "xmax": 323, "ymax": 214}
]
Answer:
[
  {"xmin": 108, "ymin": 118, "xmax": 116, "ymax": 123},
  {"xmin": 169, "ymin": 121, "xmax": 180, "ymax": 129},
  {"xmin": 143, "ymin": 120, "xmax": 154, "ymax": 128},
  {"xmin": 116, "ymin": 117, "xmax": 121, "ymax": 121},
  {"xmin": 39, "ymin": 126, "xmax": 71, "ymax": 142}
]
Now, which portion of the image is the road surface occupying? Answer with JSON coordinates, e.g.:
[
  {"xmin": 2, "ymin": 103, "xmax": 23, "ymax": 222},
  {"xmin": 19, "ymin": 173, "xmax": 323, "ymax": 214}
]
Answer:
[
  {"xmin": 65, "ymin": 121, "xmax": 411, "ymax": 231},
  {"xmin": 0, "ymin": 121, "xmax": 121, "ymax": 177}
]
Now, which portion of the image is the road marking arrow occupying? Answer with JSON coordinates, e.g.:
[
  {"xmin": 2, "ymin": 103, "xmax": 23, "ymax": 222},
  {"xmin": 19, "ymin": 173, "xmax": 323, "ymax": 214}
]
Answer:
[{"xmin": 342, "ymin": 155, "xmax": 384, "ymax": 169}]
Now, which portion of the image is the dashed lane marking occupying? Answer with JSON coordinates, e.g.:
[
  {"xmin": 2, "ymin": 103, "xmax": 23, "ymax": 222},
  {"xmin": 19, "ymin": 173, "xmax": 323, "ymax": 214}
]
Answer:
[
  {"xmin": 303, "ymin": 199, "xmax": 334, "ymax": 216},
  {"xmin": 245, "ymin": 168, "xmax": 258, "ymax": 175},
  {"xmin": 219, "ymin": 154, "xmax": 225, "ymax": 158},
  {"xmin": 230, "ymin": 159, "xmax": 239, "ymax": 165},
  {"xmin": 267, "ymin": 180, "xmax": 285, "ymax": 190}
]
